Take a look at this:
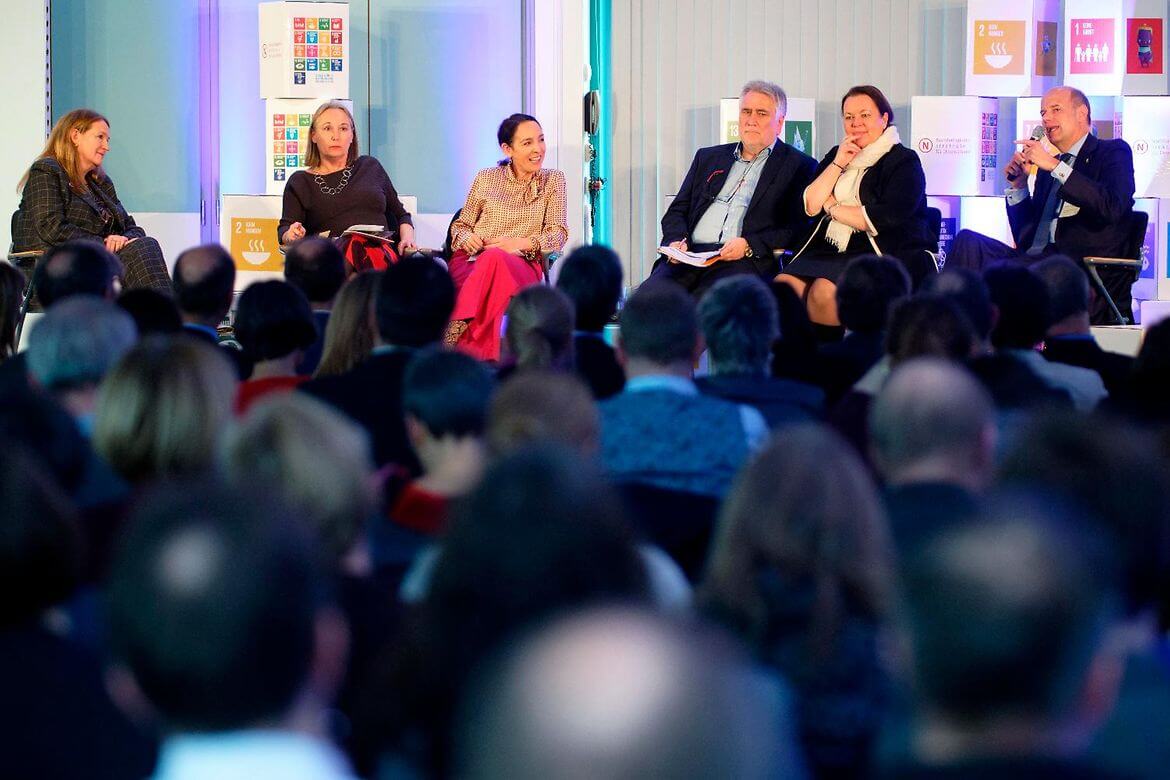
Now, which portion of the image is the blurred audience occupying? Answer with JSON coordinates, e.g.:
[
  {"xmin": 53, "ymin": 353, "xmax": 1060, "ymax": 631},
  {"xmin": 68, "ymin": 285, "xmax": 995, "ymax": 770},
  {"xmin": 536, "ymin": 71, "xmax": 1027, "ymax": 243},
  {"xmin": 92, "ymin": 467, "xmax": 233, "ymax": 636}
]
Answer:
[
  {"xmin": 500, "ymin": 284, "xmax": 575, "ymax": 376},
  {"xmin": 284, "ymin": 236, "xmax": 348, "ymax": 375},
  {"xmin": 171, "ymin": 244, "xmax": 250, "ymax": 378},
  {"xmin": 106, "ymin": 482, "xmax": 356, "ymax": 779},
  {"xmin": 232, "ymin": 280, "xmax": 318, "ymax": 413},
  {"xmin": 487, "ymin": 369, "xmax": 600, "ymax": 457},
  {"xmin": 456, "ymin": 608, "xmax": 805, "ymax": 780},
  {"xmin": 93, "ymin": 336, "xmax": 236, "ymax": 486},
  {"xmin": 313, "ymin": 270, "xmax": 381, "ymax": 379},
  {"xmin": 116, "ymin": 288, "xmax": 182, "ymax": 336},
  {"xmin": 555, "ymin": 244, "xmax": 626, "ymax": 398},
  {"xmin": 0, "ymin": 261, "xmax": 26, "ymax": 360},
  {"xmin": 697, "ymin": 274, "xmax": 824, "ymax": 427},
  {"xmin": 301, "ymin": 256, "xmax": 454, "ymax": 472},
  {"xmin": 600, "ymin": 281, "xmax": 766, "ymax": 498},
  {"xmin": 701, "ymin": 424, "xmax": 894, "ymax": 778}
]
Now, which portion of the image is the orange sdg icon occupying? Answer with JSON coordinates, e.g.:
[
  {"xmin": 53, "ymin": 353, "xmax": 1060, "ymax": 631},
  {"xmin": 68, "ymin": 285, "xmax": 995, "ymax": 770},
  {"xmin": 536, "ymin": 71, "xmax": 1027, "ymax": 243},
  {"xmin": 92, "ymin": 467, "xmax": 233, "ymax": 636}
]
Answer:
[{"xmin": 973, "ymin": 20, "xmax": 1025, "ymax": 75}]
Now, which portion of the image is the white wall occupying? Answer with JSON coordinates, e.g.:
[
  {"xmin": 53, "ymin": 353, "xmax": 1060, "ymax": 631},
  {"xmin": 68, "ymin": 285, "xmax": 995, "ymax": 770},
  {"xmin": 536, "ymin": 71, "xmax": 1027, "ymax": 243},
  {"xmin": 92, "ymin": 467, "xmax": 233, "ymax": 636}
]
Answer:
[
  {"xmin": 610, "ymin": 0, "xmax": 968, "ymax": 283},
  {"xmin": 2, "ymin": 0, "xmax": 48, "ymax": 254}
]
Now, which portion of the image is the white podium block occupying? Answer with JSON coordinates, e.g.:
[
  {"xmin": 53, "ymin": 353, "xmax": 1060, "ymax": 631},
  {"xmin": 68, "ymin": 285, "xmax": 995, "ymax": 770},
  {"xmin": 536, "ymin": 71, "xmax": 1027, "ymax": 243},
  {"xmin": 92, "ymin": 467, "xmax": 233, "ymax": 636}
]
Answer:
[
  {"xmin": 1121, "ymin": 97, "xmax": 1170, "ymax": 198},
  {"xmin": 719, "ymin": 97, "xmax": 816, "ymax": 156},
  {"xmin": 1140, "ymin": 299, "xmax": 1170, "ymax": 329},
  {"xmin": 259, "ymin": 2, "xmax": 350, "ymax": 99},
  {"xmin": 912, "ymin": 96, "xmax": 1001, "ymax": 197},
  {"xmin": 1063, "ymin": 1, "xmax": 1125, "ymax": 95},
  {"xmin": 264, "ymin": 98, "xmax": 353, "ymax": 195},
  {"xmin": 965, "ymin": 0, "xmax": 1060, "ymax": 97}
]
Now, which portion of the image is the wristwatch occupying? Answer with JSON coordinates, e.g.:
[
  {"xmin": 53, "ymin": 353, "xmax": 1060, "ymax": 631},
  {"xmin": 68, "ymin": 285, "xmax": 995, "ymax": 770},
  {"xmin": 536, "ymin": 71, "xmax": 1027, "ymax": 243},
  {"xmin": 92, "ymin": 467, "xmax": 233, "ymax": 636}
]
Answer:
[{"xmin": 744, "ymin": 244, "xmax": 754, "ymax": 258}]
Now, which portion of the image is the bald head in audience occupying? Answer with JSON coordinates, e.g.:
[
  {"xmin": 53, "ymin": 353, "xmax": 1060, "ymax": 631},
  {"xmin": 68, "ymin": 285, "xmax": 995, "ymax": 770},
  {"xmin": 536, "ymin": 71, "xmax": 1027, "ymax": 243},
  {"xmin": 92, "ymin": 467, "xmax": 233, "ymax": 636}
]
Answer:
[
  {"xmin": 35, "ymin": 240, "xmax": 123, "ymax": 306},
  {"xmin": 172, "ymin": 244, "xmax": 236, "ymax": 328},
  {"xmin": 456, "ymin": 608, "xmax": 799, "ymax": 780},
  {"xmin": 869, "ymin": 358, "xmax": 996, "ymax": 492}
]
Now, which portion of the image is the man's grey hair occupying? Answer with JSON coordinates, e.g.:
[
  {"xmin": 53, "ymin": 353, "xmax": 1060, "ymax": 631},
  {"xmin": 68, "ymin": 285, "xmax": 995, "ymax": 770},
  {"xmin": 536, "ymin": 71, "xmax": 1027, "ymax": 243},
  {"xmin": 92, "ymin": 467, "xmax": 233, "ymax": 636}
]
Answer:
[
  {"xmin": 27, "ymin": 295, "xmax": 138, "ymax": 391},
  {"xmin": 741, "ymin": 80, "xmax": 787, "ymax": 117},
  {"xmin": 698, "ymin": 275, "xmax": 778, "ymax": 377}
]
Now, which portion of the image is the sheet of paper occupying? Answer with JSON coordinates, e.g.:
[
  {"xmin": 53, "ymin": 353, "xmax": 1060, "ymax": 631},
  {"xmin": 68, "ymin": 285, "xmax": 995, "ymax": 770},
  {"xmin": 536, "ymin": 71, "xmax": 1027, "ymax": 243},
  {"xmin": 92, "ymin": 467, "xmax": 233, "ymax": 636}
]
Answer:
[{"xmin": 657, "ymin": 246, "xmax": 721, "ymax": 266}]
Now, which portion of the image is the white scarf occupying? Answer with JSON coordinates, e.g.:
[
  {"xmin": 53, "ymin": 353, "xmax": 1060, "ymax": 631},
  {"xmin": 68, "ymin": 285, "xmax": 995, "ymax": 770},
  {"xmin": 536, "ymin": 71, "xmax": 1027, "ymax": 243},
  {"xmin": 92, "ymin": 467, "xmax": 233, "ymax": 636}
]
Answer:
[{"xmin": 825, "ymin": 125, "xmax": 901, "ymax": 252}]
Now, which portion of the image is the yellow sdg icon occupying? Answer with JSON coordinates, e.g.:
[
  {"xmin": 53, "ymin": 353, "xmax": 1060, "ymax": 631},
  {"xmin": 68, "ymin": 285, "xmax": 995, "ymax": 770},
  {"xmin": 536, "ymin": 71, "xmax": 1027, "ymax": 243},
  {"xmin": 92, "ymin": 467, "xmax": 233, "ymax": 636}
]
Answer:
[
  {"xmin": 973, "ymin": 20, "xmax": 1025, "ymax": 75},
  {"xmin": 230, "ymin": 218, "xmax": 284, "ymax": 272}
]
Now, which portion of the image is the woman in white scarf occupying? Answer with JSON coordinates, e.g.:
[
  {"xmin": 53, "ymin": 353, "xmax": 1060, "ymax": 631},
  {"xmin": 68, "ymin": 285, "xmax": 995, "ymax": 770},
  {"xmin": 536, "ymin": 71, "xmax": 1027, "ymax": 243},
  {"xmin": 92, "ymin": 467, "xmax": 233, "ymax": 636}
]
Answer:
[{"xmin": 778, "ymin": 86, "xmax": 934, "ymax": 327}]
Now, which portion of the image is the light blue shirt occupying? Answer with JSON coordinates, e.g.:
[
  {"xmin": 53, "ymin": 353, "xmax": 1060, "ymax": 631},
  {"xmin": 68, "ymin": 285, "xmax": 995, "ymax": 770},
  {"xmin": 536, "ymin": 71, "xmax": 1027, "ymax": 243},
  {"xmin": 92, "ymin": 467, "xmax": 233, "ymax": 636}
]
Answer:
[
  {"xmin": 1006, "ymin": 132, "xmax": 1089, "ymax": 246},
  {"xmin": 691, "ymin": 141, "xmax": 775, "ymax": 245}
]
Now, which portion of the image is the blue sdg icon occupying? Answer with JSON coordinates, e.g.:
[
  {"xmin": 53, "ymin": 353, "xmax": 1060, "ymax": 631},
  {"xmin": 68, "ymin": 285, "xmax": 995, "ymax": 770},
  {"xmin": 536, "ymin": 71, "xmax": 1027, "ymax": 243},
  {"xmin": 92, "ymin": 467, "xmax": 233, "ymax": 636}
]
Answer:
[
  {"xmin": 331, "ymin": 59, "xmax": 343, "ymax": 71},
  {"xmin": 294, "ymin": 72, "xmax": 306, "ymax": 84},
  {"xmin": 274, "ymin": 169, "xmax": 286, "ymax": 181}
]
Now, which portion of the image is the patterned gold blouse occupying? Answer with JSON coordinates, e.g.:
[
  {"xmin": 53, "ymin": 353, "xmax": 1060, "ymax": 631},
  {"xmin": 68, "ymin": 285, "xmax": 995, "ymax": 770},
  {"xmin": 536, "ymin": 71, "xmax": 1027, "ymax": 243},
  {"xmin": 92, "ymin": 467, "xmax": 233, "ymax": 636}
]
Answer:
[{"xmin": 450, "ymin": 165, "xmax": 569, "ymax": 254}]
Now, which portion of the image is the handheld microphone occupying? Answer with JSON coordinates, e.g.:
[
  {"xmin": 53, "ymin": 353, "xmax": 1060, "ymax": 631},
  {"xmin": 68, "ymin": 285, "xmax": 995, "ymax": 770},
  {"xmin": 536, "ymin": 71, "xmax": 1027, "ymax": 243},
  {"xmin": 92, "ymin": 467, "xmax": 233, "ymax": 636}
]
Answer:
[{"xmin": 1030, "ymin": 125, "xmax": 1046, "ymax": 142}]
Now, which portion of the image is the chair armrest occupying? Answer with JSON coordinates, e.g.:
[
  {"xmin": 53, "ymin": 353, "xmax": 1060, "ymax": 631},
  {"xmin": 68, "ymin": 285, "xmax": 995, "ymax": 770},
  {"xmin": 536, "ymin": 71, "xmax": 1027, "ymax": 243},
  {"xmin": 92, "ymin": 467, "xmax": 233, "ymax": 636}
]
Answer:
[{"xmin": 1083, "ymin": 256, "xmax": 1141, "ymax": 268}]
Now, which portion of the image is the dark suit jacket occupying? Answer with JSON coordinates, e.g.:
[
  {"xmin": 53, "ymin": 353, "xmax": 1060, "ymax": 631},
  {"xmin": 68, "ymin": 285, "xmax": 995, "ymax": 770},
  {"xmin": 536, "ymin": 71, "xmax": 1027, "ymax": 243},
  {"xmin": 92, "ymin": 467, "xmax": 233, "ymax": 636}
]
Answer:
[
  {"xmin": 816, "ymin": 330, "xmax": 885, "ymax": 406},
  {"xmin": 695, "ymin": 374, "xmax": 824, "ymax": 429},
  {"xmin": 1007, "ymin": 134, "xmax": 1135, "ymax": 261},
  {"xmin": 298, "ymin": 348, "xmax": 421, "ymax": 473},
  {"xmin": 661, "ymin": 141, "xmax": 817, "ymax": 276},
  {"xmin": 1042, "ymin": 334, "xmax": 1133, "ymax": 397},
  {"xmin": 13, "ymin": 158, "xmax": 145, "ymax": 251}
]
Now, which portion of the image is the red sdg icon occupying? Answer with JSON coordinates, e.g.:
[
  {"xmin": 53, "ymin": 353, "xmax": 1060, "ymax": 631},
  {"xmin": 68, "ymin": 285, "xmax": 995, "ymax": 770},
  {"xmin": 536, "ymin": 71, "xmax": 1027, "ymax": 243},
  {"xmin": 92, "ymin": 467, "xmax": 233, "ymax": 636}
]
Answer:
[
  {"xmin": 293, "ymin": 17, "xmax": 305, "ymax": 30},
  {"xmin": 331, "ymin": 18, "xmax": 342, "ymax": 30},
  {"xmin": 918, "ymin": 138, "xmax": 935, "ymax": 153}
]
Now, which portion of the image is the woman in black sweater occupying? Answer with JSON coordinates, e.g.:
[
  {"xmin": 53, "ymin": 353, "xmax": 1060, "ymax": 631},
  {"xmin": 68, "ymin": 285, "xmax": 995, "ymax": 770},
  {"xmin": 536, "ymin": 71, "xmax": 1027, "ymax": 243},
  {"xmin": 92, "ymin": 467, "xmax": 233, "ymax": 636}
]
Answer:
[{"xmin": 278, "ymin": 101, "xmax": 414, "ymax": 270}]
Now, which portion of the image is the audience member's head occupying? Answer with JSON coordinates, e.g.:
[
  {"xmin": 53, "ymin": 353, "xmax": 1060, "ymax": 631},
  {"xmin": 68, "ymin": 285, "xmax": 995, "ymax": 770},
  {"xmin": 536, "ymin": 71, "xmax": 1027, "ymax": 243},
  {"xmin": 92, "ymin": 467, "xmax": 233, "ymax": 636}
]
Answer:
[
  {"xmin": 1125, "ymin": 318, "xmax": 1170, "ymax": 423},
  {"xmin": 283, "ymin": 236, "xmax": 347, "ymax": 307},
  {"xmin": 836, "ymin": 255, "xmax": 910, "ymax": 334},
  {"xmin": 769, "ymin": 280, "xmax": 818, "ymax": 382},
  {"xmin": 116, "ymin": 288, "xmax": 182, "ymax": 336},
  {"xmin": 984, "ymin": 263, "xmax": 1049, "ymax": 350},
  {"xmin": 35, "ymin": 240, "xmax": 121, "ymax": 307},
  {"xmin": 106, "ymin": 482, "xmax": 339, "ymax": 733},
  {"xmin": 870, "ymin": 358, "xmax": 996, "ymax": 491},
  {"xmin": 404, "ymin": 348, "xmax": 495, "ymax": 441},
  {"xmin": 456, "ymin": 608, "xmax": 798, "ymax": 780},
  {"xmin": 703, "ymin": 423, "xmax": 893, "ymax": 651},
  {"xmin": 0, "ymin": 391, "xmax": 89, "ymax": 497},
  {"xmin": 0, "ymin": 261, "xmax": 26, "ymax": 359},
  {"xmin": 0, "ymin": 444, "xmax": 83, "ymax": 627},
  {"xmin": 375, "ymin": 255, "xmax": 454, "ymax": 347},
  {"xmin": 221, "ymin": 394, "xmax": 376, "ymax": 570},
  {"xmin": 555, "ymin": 244, "xmax": 623, "ymax": 332},
  {"xmin": 617, "ymin": 281, "xmax": 697, "ymax": 374},
  {"xmin": 922, "ymin": 267, "xmax": 995, "ymax": 347},
  {"xmin": 503, "ymin": 285, "xmax": 575, "ymax": 373},
  {"xmin": 26, "ymin": 296, "xmax": 137, "ymax": 415},
  {"xmin": 314, "ymin": 270, "xmax": 380, "ymax": 378},
  {"xmin": 488, "ymin": 371, "xmax": 599, "ymax": 457},
  {"xmin": 884, "ymin": 295, "xmax": 976, "ymax": 365},
  {"xmin": 1000, "ymin": 412, "xmax": 1170, "ymax": 621},
  {"xmin": 1032, "ymin": 255, "xmax": 1091, "ymax": 334},
  {"xmin": 698, "ymin": 274, "xmax": 777, "ymax": 377},
  {"xmin": 171, "ymin": 244, "xmax": 236, "ymax": 326},
  {"xmin": 94, "ymin": 336, "xmax": 237, "ymax": 484},
  {"xmin": 902, "ymin": 493, "xmax": 1117, "ymax": 760},
  {"xmin": 232, "ymin": 280, "xmax": 318, "ymax": 365}
]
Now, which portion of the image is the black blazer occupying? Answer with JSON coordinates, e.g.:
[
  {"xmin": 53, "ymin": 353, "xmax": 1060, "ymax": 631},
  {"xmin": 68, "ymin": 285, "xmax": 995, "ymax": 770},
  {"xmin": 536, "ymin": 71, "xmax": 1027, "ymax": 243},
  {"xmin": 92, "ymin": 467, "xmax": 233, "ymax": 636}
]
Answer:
[
  {"xmin": 799, "ymin": 143, "xmax": 935, "ymax": 259},
  {"xmin": 1007, "ymin": 134, "xmax": 1135, "ymax": 261},
  {"xmin": 661, "ymin": 141, "xmax": 817, "ymax": 276},
  {"xmin": 13, "ymin": 158, "xmax": 145, "ymax": 252}
]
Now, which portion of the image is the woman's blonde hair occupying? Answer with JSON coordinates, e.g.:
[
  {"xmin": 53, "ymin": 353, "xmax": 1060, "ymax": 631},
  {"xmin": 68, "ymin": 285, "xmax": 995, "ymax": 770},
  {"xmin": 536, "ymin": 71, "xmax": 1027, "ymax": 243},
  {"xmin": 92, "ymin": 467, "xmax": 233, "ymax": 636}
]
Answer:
[
  {"xmin": 21, "ymin": 108, "xmax": 110, "ymax": 192},
  {"xmin": 314, "ymin": 270, "xmax": 380, "ymax": 378},
  {"xmin": 503, "ymin": 285, "xmax": 575, "ymax": 372},
  {"xmin": 93, "ymin": 336, "xmax": 237, "ymax": 484},
  {"xmin": 304, "ymin": 100, "xmax": 359, "ymax": 169},
  {"xmin": 220, "ymin": 394, "xmax": 375, "ymax": 565}
]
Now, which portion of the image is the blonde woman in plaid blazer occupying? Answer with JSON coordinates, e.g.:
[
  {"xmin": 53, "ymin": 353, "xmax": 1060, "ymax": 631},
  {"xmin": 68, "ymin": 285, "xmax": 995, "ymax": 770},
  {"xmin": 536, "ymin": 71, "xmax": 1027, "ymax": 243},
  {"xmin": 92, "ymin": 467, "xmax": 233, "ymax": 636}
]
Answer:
[{"xmin": 13, "ymin": 109, "xmax": 170, "ymax": 291}]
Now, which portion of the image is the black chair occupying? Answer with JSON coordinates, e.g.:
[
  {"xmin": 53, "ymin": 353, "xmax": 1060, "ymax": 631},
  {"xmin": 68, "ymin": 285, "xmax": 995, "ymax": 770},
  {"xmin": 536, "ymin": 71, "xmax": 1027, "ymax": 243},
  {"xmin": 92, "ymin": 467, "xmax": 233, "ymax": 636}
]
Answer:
[
  {"xmin": 6, "ymin": 211, "xmax": 46, "ymax": 346},
  {"xmin": 1083, "ymin": 210, "xmax": 1148, "ymax": 326},
  {"xmin": 924, "ymin": 205, "xmax": 943, "ymax": 272}
]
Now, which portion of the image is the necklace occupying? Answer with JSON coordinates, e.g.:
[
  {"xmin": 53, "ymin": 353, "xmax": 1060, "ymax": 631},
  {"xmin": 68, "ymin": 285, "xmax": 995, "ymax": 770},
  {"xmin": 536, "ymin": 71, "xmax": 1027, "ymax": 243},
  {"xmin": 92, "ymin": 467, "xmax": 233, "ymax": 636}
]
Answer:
[{"xmin": 313, "ymin": 164, "xmax": 353, "ymax": 196}]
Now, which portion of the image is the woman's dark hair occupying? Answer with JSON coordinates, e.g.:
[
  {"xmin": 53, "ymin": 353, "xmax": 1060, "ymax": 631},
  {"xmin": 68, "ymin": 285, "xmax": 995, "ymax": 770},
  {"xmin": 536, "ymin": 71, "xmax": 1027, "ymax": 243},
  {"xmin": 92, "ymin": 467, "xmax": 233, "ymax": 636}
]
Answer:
[
  {"xmin": 496, "ymin": 113, "xmax": 539, "ymax": 166},
  {"xmin": 841, "ymin": 85, "xmax": 895, "ymax": 125},
  {"xmin": 233, "ymin": 280, "xmax": 319, "ymax": 362}
]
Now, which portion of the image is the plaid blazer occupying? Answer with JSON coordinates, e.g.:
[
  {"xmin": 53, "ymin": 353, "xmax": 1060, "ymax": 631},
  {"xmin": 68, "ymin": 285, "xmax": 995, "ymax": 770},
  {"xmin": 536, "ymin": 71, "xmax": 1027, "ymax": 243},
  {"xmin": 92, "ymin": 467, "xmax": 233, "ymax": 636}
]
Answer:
[{"xmin": 12, "ymin": 158, "xmax": 145, "ymax": 252}]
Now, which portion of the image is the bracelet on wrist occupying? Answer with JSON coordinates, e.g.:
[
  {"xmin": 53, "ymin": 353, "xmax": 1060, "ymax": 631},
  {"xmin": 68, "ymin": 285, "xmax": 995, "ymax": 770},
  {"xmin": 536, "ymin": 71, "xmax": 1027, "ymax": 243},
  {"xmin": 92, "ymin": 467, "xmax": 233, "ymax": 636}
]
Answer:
[{"xmin": 831, "ymin": 161, "xmax": 846, "ymax": 172}]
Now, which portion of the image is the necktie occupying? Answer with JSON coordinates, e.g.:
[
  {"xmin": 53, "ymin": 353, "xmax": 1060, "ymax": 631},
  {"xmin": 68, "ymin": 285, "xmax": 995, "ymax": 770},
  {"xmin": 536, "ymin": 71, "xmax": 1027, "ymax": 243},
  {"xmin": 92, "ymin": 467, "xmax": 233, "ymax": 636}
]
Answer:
[{"xmin": 1027, "ymin": 153, "xmax": 1073, "ymax": 257}]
